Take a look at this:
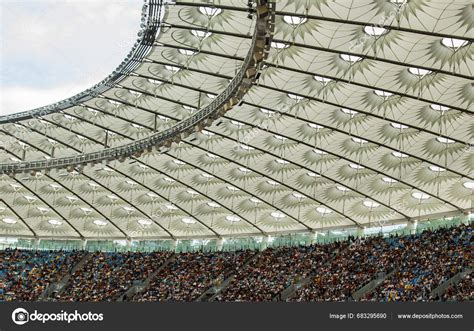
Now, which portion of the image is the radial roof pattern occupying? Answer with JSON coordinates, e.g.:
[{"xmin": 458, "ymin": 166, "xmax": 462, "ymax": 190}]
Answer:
[{"xmin": 0, "ymin": 0, "xmax": 472, "ymax": 240}]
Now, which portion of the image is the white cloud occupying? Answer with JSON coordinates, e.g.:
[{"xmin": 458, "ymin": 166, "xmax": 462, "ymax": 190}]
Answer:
[
  {"xmin": 0, "ymin": 82, "xmax": 99, "ymax": 114},
  {"xmin": 1, "ymin": 0, "xmax": 141, "ymax": 115}
]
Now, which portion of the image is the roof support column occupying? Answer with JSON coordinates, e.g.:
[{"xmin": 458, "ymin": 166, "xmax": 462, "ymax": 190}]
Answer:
[
  {"xmin": 460, "ymin": 212, "xmax": 471, "ymax": 225},
  {"xmin": 217, "ymin": 238, "xmax": 224, "ymax": 251},
  {"xmin": 260, "ymin": 235, "xmax": 269, "ymax": 250},
  {"xmin": 407, "ymin": 220, "xmax": 418, "ymax": 235}
]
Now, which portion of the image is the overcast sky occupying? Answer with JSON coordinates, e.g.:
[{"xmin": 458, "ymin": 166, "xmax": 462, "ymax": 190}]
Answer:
[{"xmin": 0, "ymin": 0, "xmax": 141, "ymax": 115}]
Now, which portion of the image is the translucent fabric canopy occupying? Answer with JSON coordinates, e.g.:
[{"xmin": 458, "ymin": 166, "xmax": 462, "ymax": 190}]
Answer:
[{"xmin": 0, "ymin": 0, "xmax": 472, "ymax": 241}]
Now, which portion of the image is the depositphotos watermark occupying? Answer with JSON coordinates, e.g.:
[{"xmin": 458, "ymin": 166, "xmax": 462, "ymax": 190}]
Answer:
[{"xmin": 11, "ymin": 307, "xmax": 104, "ymax": 326}]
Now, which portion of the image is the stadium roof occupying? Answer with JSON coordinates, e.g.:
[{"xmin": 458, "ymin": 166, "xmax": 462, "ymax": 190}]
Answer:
[{"xmin": 0, "ymin": 0, "xmax": 472, "ymax": 240}]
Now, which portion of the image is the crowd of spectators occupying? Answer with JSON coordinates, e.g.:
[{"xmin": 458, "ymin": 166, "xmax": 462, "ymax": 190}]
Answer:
[
  {"xmin": 0, "ymin": 249, "xmax": 85, "ymax": 301},
  {"xmin": 215, "ymin": 242, "xmax": 347, "ymax": 301},
  {"xmin": 133, "ymin": 250, "xmax": 255, "ymax": 301},
  {"xmin": 56, "ymin": 251, "xmax": 172, "ymax": 301},
  {"xmin": 361, "ymin": 224, "xmax": 471, "ymax": 302},
  {"xmin": 439, "ymin": 272, "xmax": 473, "ymax": 302},
  {"xmin": 1, "ymin": 224, "xmax": 471, "ymax": 302},
  {"xmin": 290, "ymin": 236, "xmax": 398, "ymax": 301}
]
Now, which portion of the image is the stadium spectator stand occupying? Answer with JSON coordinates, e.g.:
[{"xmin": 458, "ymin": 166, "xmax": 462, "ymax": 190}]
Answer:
[
  {"xmin": 55, "ymin": 251, "xmax": 172, "ymax": 301},
  {"xmin": 134, "ymin": 250, "xmax": 255, "ymax": 301},
  {"xmin": 1, "ymin": 224, "xmax": 471, "ymax": 302},
  {"xmin": 0, "ymin": 250, "xmax": 85, "ymax": 301}
]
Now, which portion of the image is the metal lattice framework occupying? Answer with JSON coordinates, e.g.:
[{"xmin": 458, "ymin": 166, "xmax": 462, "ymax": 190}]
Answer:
[{"xmin": 0, "ymin": 0, "xmax": 472, "ymax": 241}]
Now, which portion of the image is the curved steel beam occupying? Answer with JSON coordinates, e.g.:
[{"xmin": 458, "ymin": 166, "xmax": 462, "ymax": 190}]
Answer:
[{"xmin": 0, "ymin": 0, "xmax": 275, "ymax": 174}]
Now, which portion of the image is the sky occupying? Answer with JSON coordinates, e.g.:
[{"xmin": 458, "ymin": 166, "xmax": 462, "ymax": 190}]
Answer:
[{"xmin": 0, "ymin": 0, "xmax": 141, "ymax": 115}]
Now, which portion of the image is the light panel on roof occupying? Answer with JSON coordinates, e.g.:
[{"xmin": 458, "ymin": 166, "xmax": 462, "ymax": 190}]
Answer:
[
  {"xmin": 146, "ymin": 192, "xmax": 158, "ymax": 199},
  {"xmin": 363, "ymin": 26, "xmax": 388, "ymax": 36},
  {"xmin": 313, "ymin": 148, "xmax": 327, "ymax": 155},
  {"xmin": 408, "ymin": 67, "xmax": 432, "ymax": 77},
  {"xmin": 363, "ymin": 200, "xmax": 380, "ymax": 208},
  {"xmin": 178, "ymin": 49, "xmax": 196, "ymax": 56},
  {"xmin": 340, "ymin": 54, "xmax": 362, "ymax": 63},
  {"xmin": 429, "ymin": 165, "xmax": 446, "ymax": 172},
  {"xmin": 351, "ymin": 137, "xmax": 368, "ymax": 144},
  {"xmin": 390, "ymin": 0, "xmax": 407, "ymax": 5},
  {"xmin": 206, "ymin": 153, "xmax": 218, "ymax": 159},
  {"xmin": 226, "ymin": 215, "xmax": 241, "ymax": 223},
  {"xmin": 308, "ymin": 123, "xmax": 323, "ymax": 129},
  {"xmin": 349, "ymin": 163, "xmax": 364, "ymax": 169},
  {"xmin": 391, "ymin": 122, "xmax": 408, "ymax": 129},
  {"xmin": 183, "ymin": 105, "xmax": 197, "ymax": 113},
  {"xmin": 307, "ymin": 172, "xmax": 319, "ymax": 178},
  {"xmin": 165, "ymin": 65, "xmax": 180, "ymax": 72},
  {"xmin": 270, "ymin": 211, "xmax": 286, "ymax": 219},
  {"xmin": 276, "ymin": 159, "xmax": 289, "ymax": 165},
  {"xmin": 316, "ymin": 206, "xmax": 332, "ymax": 214},
  {"xmin": 165, "ymin": 204, "xmax": 178, "ymax": 210},
  {"xmin": 240, "ymin": 144, "xmax": 254, "ymax": 151},
  {"xmin": 207, "ymin": 202, "xmax": 220, "ymax": 208},
  {"xmin": 412, "ymin": 192, "xmax": 430, "ymax": 200},
  {"xmin": 198, "ymin": 7, "xmax": 221, "ymax": 16},
  {"xmin": 271, "ymin": 42, "xmax": 289, "ymax": 49},
  {"xmin": 430, "ymin": 104, "xmax": 450, "ymax": 112},
  {"xmin": 250, "ymin": 197, "xmax": 262, "ymax": 204},
  {"xmin": 137, "ymin": 219, "xmax": 152, "ymax": 226},
  {"xmin": 392, "ymin": 151, "xmax": 409, "ymax": 158},
  {"xmin": 191, "ymin": 30, "xmax": 212, "ymax": 39},
  {"xmin": 441, "ymin": 38, "xmax": 468, "ymax": 49},
  {"xmin": 283, "ymin": 15, "xmax": 307, "ymax": 25},
  {"xmin": 260, "ymin": 108, "xmax": 275, "ymax": 115},
  {"xmin": 436, "ymin": 137, "xmax": 455, "ymax": 144},
  {"xmin": 2, "ymin": 218, "xmax": 17, "ymax": 225},
  {"xmin": 226, "ymin": 186, "xmax": 239, "ymax": 192},
  {"xmin": 374, "ymin": 90, "xmax": 393, "ymax": 98},
  {"xmin": 292, "ymin": 192, "xmax": 305, "ymax": 200},
  {"xmin": 93, "ymin": 220, "xmax": 108, "ymax": 227},
  {"xmin": 341, "ymin": 108, "xmax": 358, "ymax": 115},
  {"xmin": 230, "ymin": 120, "xmax": 244, "ymax": 127},
  {"xmin": 48, "ymin": 219, "xmax": 62, "ymax": 226},
  {"xmin": 201, "ymin": 130, "xmax": 215, "ymax": 136},
  {"xmin": 314, "ymin": 75, "xmax": 332, "ymax": 84},
  {"xmin": 182, "ymin": 217, "xmax": 196, "ymax": 225},
  {"xmin": 463, "ymin": 182, "xmax": 474, "ymax": 190},
  {"xmin": 288, "ymin": 93, "xmax": 304, "ymax": 101},
  {"xmin": 238, "ymin": 167, "xmax": 252, "ymax": 173}
]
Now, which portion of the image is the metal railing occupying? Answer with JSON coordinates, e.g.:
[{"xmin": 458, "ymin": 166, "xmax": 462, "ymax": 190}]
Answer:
[{"xmin": 0, "ymin": 0, "xmax": 275, "ymax": 174}]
